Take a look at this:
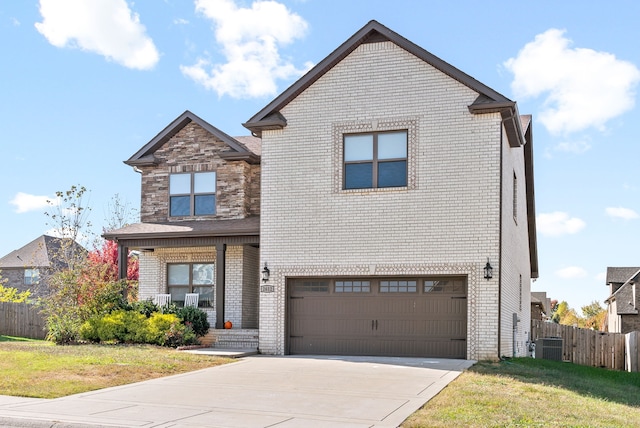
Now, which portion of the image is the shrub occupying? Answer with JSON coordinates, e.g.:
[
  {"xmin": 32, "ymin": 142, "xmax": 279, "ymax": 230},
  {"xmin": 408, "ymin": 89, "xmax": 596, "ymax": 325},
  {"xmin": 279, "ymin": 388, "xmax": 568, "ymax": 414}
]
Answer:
[
  {"xmin": 175, "ymin": 306, "xmax": 210, "ymax": 337},
  {"xmin": 80, "ymin": 310, "xmax": 149, "ymax": 344},
  {"xmin": 163, "ymin": 322, "xmax": 197, "ymax": 347},
  {"xmin": 127, "ymin": 299, "xmax": 160, "ymax": 318}
]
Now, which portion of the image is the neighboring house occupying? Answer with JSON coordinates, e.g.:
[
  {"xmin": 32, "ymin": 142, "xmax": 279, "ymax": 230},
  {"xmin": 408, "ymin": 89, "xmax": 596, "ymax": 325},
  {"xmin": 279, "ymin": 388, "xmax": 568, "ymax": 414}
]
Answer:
[
  {"xmin": 0, "ymin": 235, "xmax": 86, "ymax": 297},
  {"xmin": 531, "ymin": 292, "xmax": 551, "ymax": 321},
  {"xmin": 107, "ymin": 20, "xmax": 537, "ymax": 360},
  {"xmin": 605, "ymin": 266, "xmax": 640, "ymax": 333}
]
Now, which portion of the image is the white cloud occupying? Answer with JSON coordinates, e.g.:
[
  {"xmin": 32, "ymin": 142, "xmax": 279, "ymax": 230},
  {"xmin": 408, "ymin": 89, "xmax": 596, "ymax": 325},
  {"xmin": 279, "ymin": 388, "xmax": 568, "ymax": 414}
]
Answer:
[
  {"xmin": 556, "ymin": 266, "xmax": 588, "ymax": 279},
  {"xmin": 35, "ymin": 0, "xmax": 159, "ymax": 70},
  {"xmin": 181, "ymin": 0, "xmax": 311, "ymax": 98},
  {"xmin": 537, "ymin": 211, "xmax": 586, "ymax": 237},
  {"xmin": 605, "ymin": 206, "xmax": 639, "ymax": 220},
  {"xmin": 9, "ymin": 192, "xmax": 57, "ymax": 213},
  {"xmin": 504, "ymin": 29, "xmax": 640, "ymax": 135},
  {"xmin": 554, "ymin": 139, "xmax": 591, "ymax": 154}
]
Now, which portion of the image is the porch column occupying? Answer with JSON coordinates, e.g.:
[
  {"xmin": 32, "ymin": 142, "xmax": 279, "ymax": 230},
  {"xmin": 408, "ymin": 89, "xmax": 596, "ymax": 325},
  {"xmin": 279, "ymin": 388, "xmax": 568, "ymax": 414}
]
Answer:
[
  {"xmin": 117, "ymin": 243, "xmax": 128, "ymax": 280},
  {"xmin": 216, "ymin": 243, "xmax": 226, "ymax": 329}
]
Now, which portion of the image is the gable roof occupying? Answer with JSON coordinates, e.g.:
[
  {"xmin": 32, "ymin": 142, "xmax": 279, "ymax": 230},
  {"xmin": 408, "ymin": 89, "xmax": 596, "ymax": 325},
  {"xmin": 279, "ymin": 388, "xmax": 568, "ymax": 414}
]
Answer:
[
  {"xmin": 125, "ymin": 110, "xmax": 260, "ymax": 166},
  {"xmin": 0, "ymin": 235, "xmax": 85, "ymax": 269},
  {"xmin": 606, "ymin": 267, "xmax": 640, "ymax": 284},
  {"xmin": 243, "ymin": 20, "xmax": 524, "ymax": 147}
]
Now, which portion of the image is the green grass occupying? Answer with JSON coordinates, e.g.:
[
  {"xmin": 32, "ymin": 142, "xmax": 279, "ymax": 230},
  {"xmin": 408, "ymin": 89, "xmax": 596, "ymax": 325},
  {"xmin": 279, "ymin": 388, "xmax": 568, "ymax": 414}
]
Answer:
[
  {"xmin": 402, "ymin": 358, "xmax": 640, "ymax": 428},
  {"xmin": 0, "ymin": 336, "xmax": 232, "ymax": 398},
  {"xmin": 0, "ymin": 335, "xmax": 40, "ymax": 342}
]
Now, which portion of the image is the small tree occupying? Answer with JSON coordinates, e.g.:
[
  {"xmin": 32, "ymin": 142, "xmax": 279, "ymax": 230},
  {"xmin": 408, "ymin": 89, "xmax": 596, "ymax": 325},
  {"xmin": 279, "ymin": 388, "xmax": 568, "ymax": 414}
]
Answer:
[
  {"xmin": 104, "ymin": 193, "xmax": 138, "ymax": 232},
  {"xmin": 581, "ymin": 301, "xmax": 606, "ymax": 330},
  {"xmin": 0, "ymin": 271, "xmax": 31, "ymax": 303},
  {"xmin": 45, "ymin": 185, "xmax": 93, "ymax": 270}
]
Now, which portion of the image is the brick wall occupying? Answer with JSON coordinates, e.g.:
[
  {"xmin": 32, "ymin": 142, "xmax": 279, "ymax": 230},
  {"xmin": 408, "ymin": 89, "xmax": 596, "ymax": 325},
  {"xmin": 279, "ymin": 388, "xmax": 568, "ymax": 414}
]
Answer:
[
  {"xmin": 500, "ymin": 126, "xmax": 533, "ymax": 358},
  {"xmin": 1, "ymin": 267, "xmax": 52, "ymax": 298},
  {"xmin": 258, "ymin": 41, "xmax": 517, "ymax": 360},
  {"xmin": 138, "ymin": 245, "xmax": 253, "ymax": 329},
  {"xmin": 138, "ymin": 122, "xmax": 259, "ymax": 223}
]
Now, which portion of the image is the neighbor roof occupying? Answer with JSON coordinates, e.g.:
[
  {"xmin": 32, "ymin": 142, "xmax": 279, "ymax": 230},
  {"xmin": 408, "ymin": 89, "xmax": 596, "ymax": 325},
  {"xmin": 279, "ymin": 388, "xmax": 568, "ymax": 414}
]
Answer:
[
  {"xmin": 0, "ymin": 235, "xmax": 84, "ymax": 269},
  {"xmin": 125, "ymin": 110, "xmax": 261, "ymax": 167},
  {"xmin": 243, "ymin": 20, "xmax": 524, "ymax": 147},
  {"xmin": 606, "ymin": 267, "xmax": 640, "ymax": 284}
]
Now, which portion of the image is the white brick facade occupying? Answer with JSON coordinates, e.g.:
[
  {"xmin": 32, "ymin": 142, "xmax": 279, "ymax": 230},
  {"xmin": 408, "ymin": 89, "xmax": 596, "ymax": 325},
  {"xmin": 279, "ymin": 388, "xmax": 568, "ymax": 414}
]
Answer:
[
  {"xmin": 257, "ymin": 40, "xmax": 534, "ymax": 361},
  {"xmin": 138, "ymin": 245, "xmax": 257, "ymax": 329}
]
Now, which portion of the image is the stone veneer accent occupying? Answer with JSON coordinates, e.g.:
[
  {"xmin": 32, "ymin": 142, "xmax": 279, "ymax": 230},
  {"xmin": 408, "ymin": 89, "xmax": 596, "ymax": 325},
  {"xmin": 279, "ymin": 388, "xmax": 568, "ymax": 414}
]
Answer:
[
  {"xmin": 258, "ymin": 40, "xmax": 532, "ymax": 361},
  {"xmin": 138, "ymin": 122, "xmax": 260, "ymax": 223}
]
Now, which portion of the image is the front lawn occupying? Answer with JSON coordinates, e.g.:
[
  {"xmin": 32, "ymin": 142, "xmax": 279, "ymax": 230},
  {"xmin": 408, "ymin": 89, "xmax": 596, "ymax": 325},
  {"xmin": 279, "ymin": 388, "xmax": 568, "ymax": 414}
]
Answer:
[
  {"xmin": 0, "ymin": 335, "xmax": 232, "ymax": 398},
  {"xmin": 402, "ymin": 358, "xmax": 640, "ymax": 428}
]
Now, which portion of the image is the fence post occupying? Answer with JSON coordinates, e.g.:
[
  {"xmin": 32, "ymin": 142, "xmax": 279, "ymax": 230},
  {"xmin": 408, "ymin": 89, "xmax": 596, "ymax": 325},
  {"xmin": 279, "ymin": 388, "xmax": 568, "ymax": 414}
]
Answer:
[{"xmin": 626, "ymin": 332, "xmax": 639, "ymax": 372}]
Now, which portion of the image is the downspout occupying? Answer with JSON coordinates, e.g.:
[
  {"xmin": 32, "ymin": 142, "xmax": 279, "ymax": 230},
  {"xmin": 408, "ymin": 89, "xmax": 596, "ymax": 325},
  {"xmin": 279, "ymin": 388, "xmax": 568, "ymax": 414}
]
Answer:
[{"xmin": 498, "ymin": 116, "xmax": 504, "ymax": 359}]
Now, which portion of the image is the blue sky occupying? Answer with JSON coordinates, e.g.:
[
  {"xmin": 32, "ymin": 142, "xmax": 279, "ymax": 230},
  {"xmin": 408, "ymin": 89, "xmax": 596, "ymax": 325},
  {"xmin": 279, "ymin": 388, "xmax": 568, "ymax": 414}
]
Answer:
[{"xmin": 1, "ymin": 0, "xmax": 639, "ymax": 312}]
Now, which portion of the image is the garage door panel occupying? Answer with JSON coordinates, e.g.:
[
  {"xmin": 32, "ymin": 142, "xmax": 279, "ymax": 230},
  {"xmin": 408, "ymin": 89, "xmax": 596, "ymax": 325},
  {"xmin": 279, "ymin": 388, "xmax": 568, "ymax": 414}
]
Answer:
[{"xmin": 288, "ymin": 277, "xmax": 467, "ymax": 358}]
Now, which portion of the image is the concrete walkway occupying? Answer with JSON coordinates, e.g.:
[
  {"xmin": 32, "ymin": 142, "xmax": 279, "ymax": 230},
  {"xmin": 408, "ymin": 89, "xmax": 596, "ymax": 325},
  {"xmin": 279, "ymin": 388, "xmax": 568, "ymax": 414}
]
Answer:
[{"xmin": 0, "ymin": 355, "xmax": 474, "ymax": 428}]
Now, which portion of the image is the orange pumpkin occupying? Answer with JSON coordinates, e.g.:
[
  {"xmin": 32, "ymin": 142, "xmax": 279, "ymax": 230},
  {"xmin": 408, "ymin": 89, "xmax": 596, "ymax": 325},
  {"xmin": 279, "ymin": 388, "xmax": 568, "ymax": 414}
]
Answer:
[{"xmin": 224, "ymin": 321, "xmax": 232, "ymax": 329}]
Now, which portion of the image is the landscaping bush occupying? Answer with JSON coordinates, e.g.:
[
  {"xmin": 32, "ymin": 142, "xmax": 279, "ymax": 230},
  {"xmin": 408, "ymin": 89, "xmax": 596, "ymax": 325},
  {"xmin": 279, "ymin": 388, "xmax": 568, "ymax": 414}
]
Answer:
[
  {"xmin": 175, "ymin": 306, "xmax": 210, "ymax": 337},
  {"xmin": 79, "ymin": 310, "xmax": 148, "ymax": 343},
  {"xmin": 79, "ymin": 309, "xmax": 201, "ymax": 347},
  {"xmin": 127, "ymin": 299, "xmax": 160, "ymax": 317}
]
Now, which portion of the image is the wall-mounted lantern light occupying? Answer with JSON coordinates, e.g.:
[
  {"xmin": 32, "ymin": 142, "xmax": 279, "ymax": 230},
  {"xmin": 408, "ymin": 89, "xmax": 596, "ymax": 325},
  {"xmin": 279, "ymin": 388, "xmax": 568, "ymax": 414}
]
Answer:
[
  {"xmin": 262, "ymin": 263, "xmax": 270, "ymax": 283},
  {"xmin": 484, "ymin": 259, "xmax": 493, "ymax": 280}
]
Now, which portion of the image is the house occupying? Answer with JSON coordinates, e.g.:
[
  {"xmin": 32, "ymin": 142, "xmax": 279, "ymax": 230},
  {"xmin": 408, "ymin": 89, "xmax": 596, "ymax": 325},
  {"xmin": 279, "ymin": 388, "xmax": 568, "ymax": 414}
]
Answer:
[
  {"xmin": 107, "ymin": 20, "xmax": 537, "ymax": 360},
  {"xmin": 0, "ymin": 234, "xmax": 86, "ymax": 297},
  {"xmin": 531, "ymin": 291, "xmax": 551, "ymax": 321},
  {"xmin": 103, "ymin": 111, "xmax": 262, "ymax": 347},
  {"xmin": 604, "ymin": 266, "xmax": 640, "ymax": 333}
]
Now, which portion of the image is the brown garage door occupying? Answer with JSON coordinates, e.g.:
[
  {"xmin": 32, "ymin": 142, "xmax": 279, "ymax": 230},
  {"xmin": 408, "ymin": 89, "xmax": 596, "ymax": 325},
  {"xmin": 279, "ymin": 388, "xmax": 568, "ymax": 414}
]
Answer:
[{"xmin": 288, "ymin": 277, "xmax": 467, "ymax": 358}]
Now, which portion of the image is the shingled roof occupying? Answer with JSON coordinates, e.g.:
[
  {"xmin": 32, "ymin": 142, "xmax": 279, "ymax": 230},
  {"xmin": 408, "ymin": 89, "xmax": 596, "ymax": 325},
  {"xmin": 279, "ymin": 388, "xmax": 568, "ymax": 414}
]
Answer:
[
  {"xmin": 0, "ymin": 235, "xmax": 85, "ymax": 269},
  {"xmin": 125, "ymin": 110, "xmax": 261, "ymax": 167},
  {"xmin": 243, "ymin": 20, "xmax": 524, "ymax": 148}
]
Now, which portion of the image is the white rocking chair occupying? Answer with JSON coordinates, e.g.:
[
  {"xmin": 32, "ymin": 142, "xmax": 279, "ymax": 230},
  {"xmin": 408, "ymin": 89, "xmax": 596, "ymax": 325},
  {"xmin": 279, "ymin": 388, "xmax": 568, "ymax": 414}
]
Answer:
[
  {"xmin": 184, "ymin": 293, "xmax": 199, "ymax": 308},
  {"xmin": 154, "ymin": 293, "xmax": 171, "ymax": 307}
]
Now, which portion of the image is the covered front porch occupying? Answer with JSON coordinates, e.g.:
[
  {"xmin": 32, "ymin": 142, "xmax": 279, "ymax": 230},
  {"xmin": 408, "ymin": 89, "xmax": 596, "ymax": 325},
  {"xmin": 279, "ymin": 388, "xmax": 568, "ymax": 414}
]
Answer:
[{"xmin": 105, "ymin": 218, "xmax": 260, "ymax": 349}]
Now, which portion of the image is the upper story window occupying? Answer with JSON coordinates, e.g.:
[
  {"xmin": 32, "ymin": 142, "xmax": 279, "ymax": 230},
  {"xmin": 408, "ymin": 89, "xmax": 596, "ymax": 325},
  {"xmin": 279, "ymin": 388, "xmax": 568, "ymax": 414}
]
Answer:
[
  {"xmin": 169, "ymin": 172, "xmax": 216, "ymax": 217},
  {"xmin": 343, "ymin": 131, "xmax": 407, "ymax": 189},
  {"xmin": 24, "ymin": 268, "xmax": 39, "ymax": 285}
]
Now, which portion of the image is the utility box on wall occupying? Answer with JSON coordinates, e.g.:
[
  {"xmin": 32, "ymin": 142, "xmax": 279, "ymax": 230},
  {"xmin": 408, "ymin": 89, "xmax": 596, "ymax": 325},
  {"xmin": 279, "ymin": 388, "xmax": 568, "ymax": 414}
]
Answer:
[{"xmin": 535, "ymin": 337, "xmax": 563, "ymax": 361}]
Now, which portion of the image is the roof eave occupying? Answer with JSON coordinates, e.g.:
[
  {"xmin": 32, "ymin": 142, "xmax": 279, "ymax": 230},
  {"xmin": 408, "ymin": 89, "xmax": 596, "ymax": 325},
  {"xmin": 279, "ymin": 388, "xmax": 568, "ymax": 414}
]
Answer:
[
  {"xmin": 104, "ymin": 229, "xmax": 260, "ymax": 241},
  {"xmin": 242, "ymin": 113, "xmax": 287, "ymax": 138},
  {"xmin": 469, "ymin": 99, "xmax": 524, "ymax": 148},
  {"xmin": 219, "ymin": 152, "xmax": 261, "ymax": 164}
]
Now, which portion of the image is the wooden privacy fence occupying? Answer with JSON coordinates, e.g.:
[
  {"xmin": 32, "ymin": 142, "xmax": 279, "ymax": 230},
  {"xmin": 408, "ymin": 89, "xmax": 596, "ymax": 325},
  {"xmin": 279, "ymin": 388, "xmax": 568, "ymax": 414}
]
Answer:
[
  {"xmin": 531, "ymin": 320, "xmax": 627, "ymax": 371},
  {"xmin": 0, "ymin": 302, "xmax": 47, "ymax": 339}
]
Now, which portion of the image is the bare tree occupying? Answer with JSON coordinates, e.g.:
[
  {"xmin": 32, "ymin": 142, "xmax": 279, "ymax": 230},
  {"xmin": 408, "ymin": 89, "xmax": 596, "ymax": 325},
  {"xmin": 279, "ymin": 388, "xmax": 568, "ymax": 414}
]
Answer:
[
  {"xmin": 104, "ymin": 193, "xmax": 138, "ymax": 232},
  {"xmin": 45, "ymin": 185, "xmax": 92, "ymax": 270}
]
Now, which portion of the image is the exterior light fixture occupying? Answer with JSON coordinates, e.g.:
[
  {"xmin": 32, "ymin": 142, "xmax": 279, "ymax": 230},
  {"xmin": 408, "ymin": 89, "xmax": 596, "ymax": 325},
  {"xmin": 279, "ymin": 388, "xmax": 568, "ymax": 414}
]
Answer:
[
  {"xmin": 484, "ymin": 259, "xmax": 493, "ymax": 280},
  {"xmin": 262, "ymin": 263, "xmax": 270, "ymax": 283}
]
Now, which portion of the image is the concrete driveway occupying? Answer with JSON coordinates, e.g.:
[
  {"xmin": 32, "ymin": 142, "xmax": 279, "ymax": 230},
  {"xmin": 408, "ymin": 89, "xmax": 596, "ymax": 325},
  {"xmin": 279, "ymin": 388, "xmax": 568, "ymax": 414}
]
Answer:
[{"xmin": 0, "ymin": 355, "xmax": 474, "ymax": 428}]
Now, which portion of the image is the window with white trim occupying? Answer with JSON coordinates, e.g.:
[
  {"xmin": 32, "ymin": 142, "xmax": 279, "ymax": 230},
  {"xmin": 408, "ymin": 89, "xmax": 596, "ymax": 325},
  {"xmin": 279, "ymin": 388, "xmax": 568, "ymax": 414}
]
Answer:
[
  {"xmin": 169, "ymin": 172, "xmax": 216, "ymax": 217},
  {"xmin": 167, "ymin": 263, "xmax": 214, "ymax": 307},
  {"xmin": 343, "ymin": 131, "xmax": 407, "ymax": 189},
  {"xmin": 24, "ymin": 269, "xmax": 40, "ymax": 285}
]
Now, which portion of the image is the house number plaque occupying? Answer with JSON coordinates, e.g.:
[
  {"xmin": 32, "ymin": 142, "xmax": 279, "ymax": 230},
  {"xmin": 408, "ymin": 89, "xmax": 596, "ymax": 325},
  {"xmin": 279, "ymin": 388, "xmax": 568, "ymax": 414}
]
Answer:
[{"xmin": 261, "ymin": 285, "xmax": 274, "ymax": 293}]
